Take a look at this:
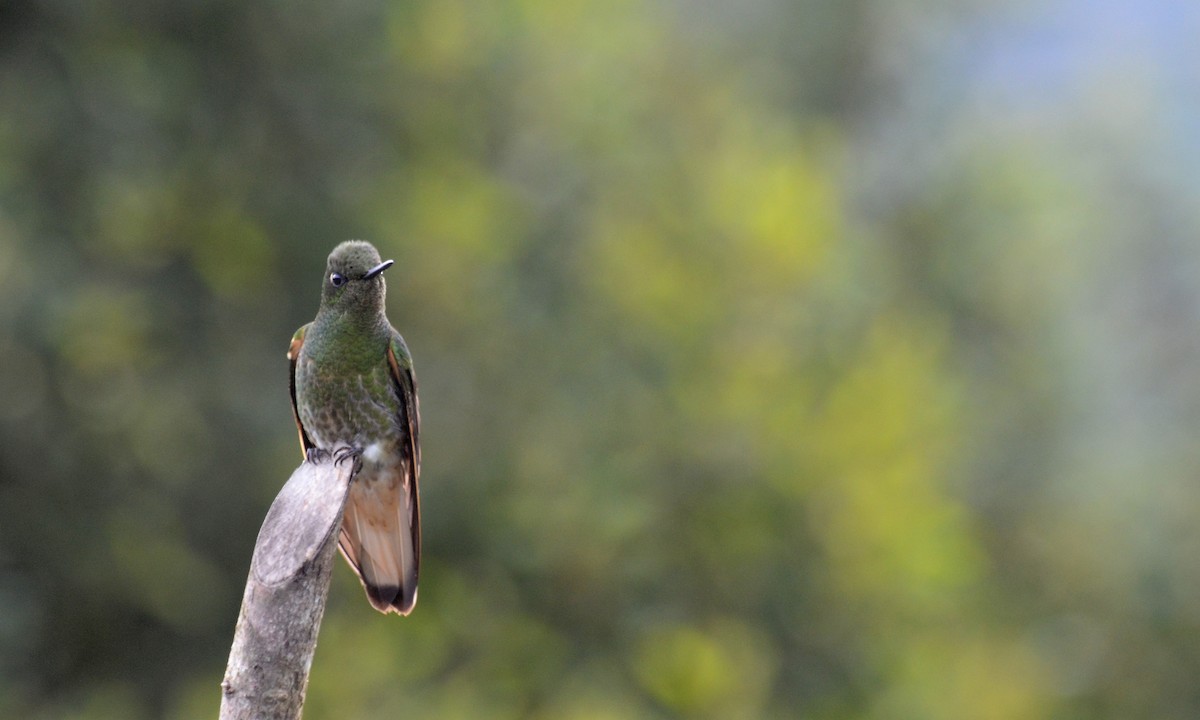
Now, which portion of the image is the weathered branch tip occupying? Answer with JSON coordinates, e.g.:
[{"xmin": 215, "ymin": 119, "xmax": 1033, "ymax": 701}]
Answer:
[{"xmin": 219, "ymin": 448, "xmax": 357, "ymax": 720}]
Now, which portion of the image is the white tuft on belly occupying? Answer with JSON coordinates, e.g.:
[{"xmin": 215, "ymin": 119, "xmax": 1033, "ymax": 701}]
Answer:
[{"xmin": 363, "ymin": 441, "xmax": 387, "ymax": 464}]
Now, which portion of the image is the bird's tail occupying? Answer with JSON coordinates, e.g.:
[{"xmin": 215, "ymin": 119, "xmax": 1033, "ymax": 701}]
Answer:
[{"xmin": 337, "ymin": 475, "xmax": 419, "ymax": 615}]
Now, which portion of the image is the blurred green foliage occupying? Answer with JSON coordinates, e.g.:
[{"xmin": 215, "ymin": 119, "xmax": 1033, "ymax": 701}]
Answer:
[{"xmin": 1, "ymin": 0, "xmax": 1197, "ymax": 718}]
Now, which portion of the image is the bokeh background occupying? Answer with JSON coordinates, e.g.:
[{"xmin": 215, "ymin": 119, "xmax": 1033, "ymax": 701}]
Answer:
[{"xmin": 2, "ymin": 0, "xmax": 1199, "ymax": 717}]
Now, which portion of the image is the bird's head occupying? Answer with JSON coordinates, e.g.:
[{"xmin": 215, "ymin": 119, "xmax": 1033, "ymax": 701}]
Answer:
[{"xmin": 319, "ymin": 240, "xmax": 394, "ymax": 316}]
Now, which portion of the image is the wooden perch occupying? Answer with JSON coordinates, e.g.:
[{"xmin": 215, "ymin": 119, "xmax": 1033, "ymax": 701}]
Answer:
[{"xmin": 220, "ymin": 448, "xmax": 358, "ymax": 720}]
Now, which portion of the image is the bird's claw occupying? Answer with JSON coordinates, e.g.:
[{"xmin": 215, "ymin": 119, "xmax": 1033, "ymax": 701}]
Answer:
[
  {"xmin": 306, "ymin": 447, "xmax": 331, "ymax": 464},
  {"xmin": 333, "ymin": 446, "xmax": 362, "ymax": 469}
]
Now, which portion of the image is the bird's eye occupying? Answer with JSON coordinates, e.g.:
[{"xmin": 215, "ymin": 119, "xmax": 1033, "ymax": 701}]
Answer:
[{"xmin": 330, "ymin": 273, "xmax": 347, "ymax": 287}]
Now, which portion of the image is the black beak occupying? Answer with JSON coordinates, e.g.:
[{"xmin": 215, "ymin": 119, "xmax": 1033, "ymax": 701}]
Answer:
[{"xmin": 363, "ymin": 259, "xmax": 394, "ymax": 280}]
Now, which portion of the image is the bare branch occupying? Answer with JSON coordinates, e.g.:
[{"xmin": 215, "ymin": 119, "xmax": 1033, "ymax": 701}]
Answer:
[{"xmin": 219, "ymin": 449, "xmax": 357, "ymax": 720}]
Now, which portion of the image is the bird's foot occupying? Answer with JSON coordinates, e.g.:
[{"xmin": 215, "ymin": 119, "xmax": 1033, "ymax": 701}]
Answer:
[
  {"xmin": 333, "ymin": 446, "xmax": 363, "ymax": 471},
  {"xmin": 306, "ymin": 447, "xmax": 331, "ymax": 464}
]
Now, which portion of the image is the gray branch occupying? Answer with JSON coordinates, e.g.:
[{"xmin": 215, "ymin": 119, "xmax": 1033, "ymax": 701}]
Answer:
[{"xmin": 220, "ymin": 449, "xmax": 357, "ymax": 720}]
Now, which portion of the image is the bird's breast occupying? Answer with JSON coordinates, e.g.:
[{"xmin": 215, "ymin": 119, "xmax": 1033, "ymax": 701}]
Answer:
[{"xmin": 296, "ymin": 358, "xmax": 401, "ymax": 450}]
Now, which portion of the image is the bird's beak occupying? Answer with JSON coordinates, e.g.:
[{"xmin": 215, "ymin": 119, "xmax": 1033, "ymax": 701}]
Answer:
[{"xmin": 363, "ymin": 259, "xmax": 394, "ymax": 280}]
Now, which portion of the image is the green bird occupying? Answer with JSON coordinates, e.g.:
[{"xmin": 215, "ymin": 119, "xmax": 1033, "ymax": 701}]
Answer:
[{"xmin": 287, "ymin": 240, "xmax": 421, "ymax": 615}]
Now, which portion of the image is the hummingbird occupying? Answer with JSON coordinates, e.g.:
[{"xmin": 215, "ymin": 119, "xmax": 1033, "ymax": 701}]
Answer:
[{"xmin": 286, "ymin": 240, "xmax": 421, "ymax": 615}]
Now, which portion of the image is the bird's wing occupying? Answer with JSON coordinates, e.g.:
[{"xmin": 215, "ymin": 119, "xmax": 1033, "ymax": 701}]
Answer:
[
  {"xmin": 287, "ymin": 323, "xmax": 315, "ymax": 457},
  {"xmin": 386, "ymin": 332, "xmax": 421, "ymax": 581}
]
